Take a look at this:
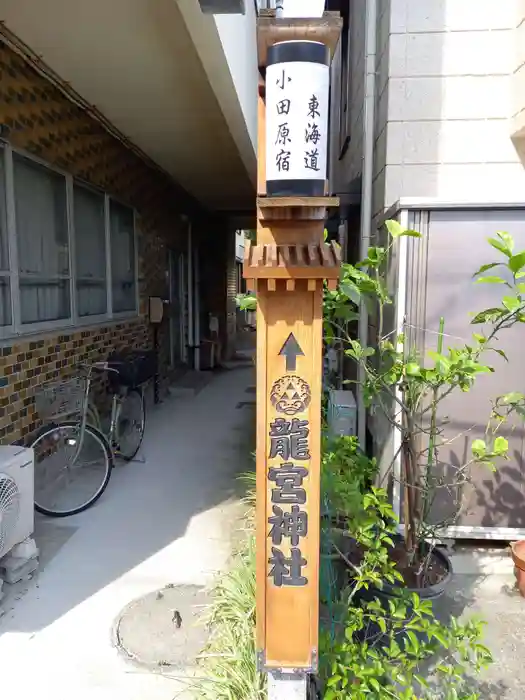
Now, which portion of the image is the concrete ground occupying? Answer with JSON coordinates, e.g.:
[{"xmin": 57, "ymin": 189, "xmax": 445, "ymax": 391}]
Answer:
[
  {"xmin": 0, "ymin": 364, "xmax": 255, "ymax": 700},
  {"xmin": 436, "ymin": 546, "xmax": 525, "ymax": 699}
]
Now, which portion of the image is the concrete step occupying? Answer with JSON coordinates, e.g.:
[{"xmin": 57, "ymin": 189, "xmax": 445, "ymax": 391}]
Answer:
[{"xmin": 167, "ymin": 370, "xmax": 214, "ymax": 398}]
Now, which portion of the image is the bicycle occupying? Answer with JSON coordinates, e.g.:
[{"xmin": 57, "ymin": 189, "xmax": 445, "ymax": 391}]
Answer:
[{"xmin": 31, "ymin": 360, "xmax": 146, "ymax": 517}]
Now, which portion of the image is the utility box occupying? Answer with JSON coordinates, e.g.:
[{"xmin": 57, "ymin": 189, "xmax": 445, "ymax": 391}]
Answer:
[
  {"xmin": 198, "ymin": 0, "xmax": 246, "ymax": 13},
  {"xmin": 328, "ymin": 388, "xmax": 357, "ymax": 438}
]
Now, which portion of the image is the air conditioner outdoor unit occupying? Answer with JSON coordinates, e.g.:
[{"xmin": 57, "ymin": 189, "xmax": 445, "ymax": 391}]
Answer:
[{"xmin": 0, "ymin": 445, "xmax": 34, "ymax": 559}]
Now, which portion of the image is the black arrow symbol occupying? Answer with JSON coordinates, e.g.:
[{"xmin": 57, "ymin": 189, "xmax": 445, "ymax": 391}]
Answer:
[{"xmin": 279, "ymin": 333, "xmax": 304, "ymax": 372}]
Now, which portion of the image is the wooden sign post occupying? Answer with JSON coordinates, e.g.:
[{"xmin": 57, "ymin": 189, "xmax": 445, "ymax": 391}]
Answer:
[{"xmin": 245, "ymin": 12, "xmax": 342, "ymax": 696}]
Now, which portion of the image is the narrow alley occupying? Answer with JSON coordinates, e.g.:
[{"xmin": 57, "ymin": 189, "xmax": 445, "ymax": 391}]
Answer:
[{"xmin": 0, "ymin": 364, "xmax": 254, "ymax": 700}]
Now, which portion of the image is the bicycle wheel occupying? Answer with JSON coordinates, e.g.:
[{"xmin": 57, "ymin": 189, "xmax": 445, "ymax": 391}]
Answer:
[
  {"xmin": 32, "ymin": 420, "xmax": 113, "ymax": 517},
  {"xmin": 115, "ymin": 389, "xmax": 145, "ymax": 461}
]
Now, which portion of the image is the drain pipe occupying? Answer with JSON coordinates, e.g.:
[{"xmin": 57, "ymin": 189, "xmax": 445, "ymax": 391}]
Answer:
[
  {"xmin": 357, "ymin": 0, "xmax": 378, "ymax": 449},
  {"xmin": 187, "ymin": 219, "xmax": 194, "ymax": 369}
]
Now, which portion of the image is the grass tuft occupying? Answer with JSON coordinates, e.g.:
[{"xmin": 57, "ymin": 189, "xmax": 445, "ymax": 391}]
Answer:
[{"xmin": 192, "ymin": 474, "xmax": 264, "ymax": 699}]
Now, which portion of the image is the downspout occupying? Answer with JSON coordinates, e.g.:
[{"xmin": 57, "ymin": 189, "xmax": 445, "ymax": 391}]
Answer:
[
  {"xmin": 357, "ymin": 0, "xmax": 378, "ymax": 449},
  {"xmin": 187, "ymin": 220, "xmax": 194, "ymax": 369},
  {"xmin": 194, "ymin": 245, "xmax": 201, "ymax": 371}
]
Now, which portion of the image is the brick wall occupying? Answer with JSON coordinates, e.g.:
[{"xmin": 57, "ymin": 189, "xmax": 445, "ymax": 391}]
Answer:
[
  {"xmin": 0, "ymin": 40, "xmax": 201, "ymax": 443},
  {"xmin": 0, "ymin": 321, "xmax": 148, "ymax": 443}
]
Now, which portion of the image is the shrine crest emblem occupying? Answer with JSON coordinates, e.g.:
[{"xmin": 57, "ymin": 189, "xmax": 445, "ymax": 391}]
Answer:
[{"xmin": 270, "ymin": 375, "xmax": 311, "ymax": 416}]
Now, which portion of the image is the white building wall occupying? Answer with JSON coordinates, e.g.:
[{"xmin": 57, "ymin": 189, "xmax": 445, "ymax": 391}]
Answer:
[
  {"xmin": 379, "ymin": 0, "xmax": 525, "ymax": 214},
  {"xmin": 177, "ymin": 0, "xmax": 258, "ymax": 186},
  {"xmin": 214, "ymin": 1, "xmax": 258, "ymax": 150}
]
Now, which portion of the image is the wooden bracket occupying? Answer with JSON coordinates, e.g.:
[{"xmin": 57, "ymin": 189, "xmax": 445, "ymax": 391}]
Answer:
[
  {"xmin": 244, "ymin": 239, "xmax": 341, "ymax": 290},
  {"xmin": 257, "ymin": 11, "xmax": 343, "ymax": 68},
  {"xmin": 257, "ymin": 196, "xmax": 340, "ymax": 221}
]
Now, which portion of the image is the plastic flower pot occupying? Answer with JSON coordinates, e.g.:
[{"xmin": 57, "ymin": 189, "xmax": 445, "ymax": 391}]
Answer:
[{"xmin": 510, "ymin": 540, "xmax": 525, "ymax": 597}]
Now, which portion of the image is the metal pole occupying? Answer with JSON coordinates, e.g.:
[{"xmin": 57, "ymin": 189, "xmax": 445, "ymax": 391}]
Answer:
[
  {"xmin": 357, "ymin": 0, "xmax": 378, "ymax": 449},
  {"xmin": 268, "ymin": 672, "xmax": 307, "ymax": 700},
  {"xmin": 153, "ymin": 324, "xmax": 160, "ymax": 405}
]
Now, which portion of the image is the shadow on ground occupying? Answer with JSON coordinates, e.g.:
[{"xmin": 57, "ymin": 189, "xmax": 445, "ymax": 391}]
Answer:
[{"xmin": 0, "ymin": 363, "xmax": 255, "ymax": 640}]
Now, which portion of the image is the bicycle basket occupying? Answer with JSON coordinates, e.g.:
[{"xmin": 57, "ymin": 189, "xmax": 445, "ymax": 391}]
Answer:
[
  {"xmin": 35, "ymin": 378, "xmax": 86, "ymax": 420},
  {"xmin": 107, "ymin": 350, "xmax": 157, "ymax": 389}
]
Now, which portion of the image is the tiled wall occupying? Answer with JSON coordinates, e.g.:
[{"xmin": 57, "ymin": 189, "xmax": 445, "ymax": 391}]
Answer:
[
  {"xmin": 333, "ymin": 0, "xmax": 525, "ymax": 221},
  {"xmin": 0, "ymin": 321, "xmax": 148, "ymax": 443},
  {"xmin": 0, "ymin": 40, "xmax": 197, "ymax": 443},
  {"xmin": 513, "ymin": 1, "xmax": 525, "ymax": 141},
  {"xmin": 381, "ymin": 0, "xmax": 525, "ymax": 209}
]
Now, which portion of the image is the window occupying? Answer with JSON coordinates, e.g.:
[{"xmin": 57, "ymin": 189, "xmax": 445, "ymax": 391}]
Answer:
[
  {"xmin": 110, "ymin": 201, "xmax": 136, "ymax": 313},
  {"xmin": 0, "ymin": 146, "xmax": 138, "ymax": 337},
  {"xmin": 73, "ymin": 185, "xmax": 107, "ymax": 318},
  {"xmin": 13, "ymin": 155, "xmax": 70, "ymax": 324},
  {"xmin": 0, "ymin": 156, "xmax": 11, "ymax": 327}
]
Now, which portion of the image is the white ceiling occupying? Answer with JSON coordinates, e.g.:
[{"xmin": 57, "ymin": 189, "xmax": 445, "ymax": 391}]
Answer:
[{"xmin": 0, "ymin": 0, "xmax": 256, "ymax": 212}]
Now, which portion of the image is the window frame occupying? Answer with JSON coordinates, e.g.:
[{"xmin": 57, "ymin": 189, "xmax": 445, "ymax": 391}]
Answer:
[{"xmin": 0, "ymin": 144, "xmax": 139, "ymax": 340}]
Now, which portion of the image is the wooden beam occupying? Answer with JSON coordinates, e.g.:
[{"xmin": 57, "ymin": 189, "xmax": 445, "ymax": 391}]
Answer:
[{"xmin": 258, "ymin": 196, "xmax": 340, "ymax": 209}]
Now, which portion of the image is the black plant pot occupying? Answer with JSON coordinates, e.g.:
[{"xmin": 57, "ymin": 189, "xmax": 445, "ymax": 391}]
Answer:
[{"xmin": 351, "ymin": 538, "xmax": 453, "ymax": 645}]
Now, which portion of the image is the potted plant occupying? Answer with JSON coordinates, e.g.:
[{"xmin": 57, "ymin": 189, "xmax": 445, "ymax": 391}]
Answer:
[
  {"xmin": 319, "ymin": 482, "xmax": 493, "ymax": 699},
  {"xmin": 323, "ymin": 222, "xmax": 510, "ymax": 604}
]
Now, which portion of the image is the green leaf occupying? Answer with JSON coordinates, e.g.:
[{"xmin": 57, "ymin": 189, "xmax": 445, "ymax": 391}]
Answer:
[
  {"xmin": 340, "ymin": 282, "xmax": 361, "ymax": 306},
  {"xmin": 405, "ymin": 362, "xmax": 421, "ymax": 376},
  {"xmin": 472, "ymin": 439, "xmax": 486, "ymax": 457},
  {"xmin": 498, "ymin": 231, "xmax": 515, "ymax": 253},
  {"xmin": 432, "ymin": 629, "xmax": 449, "ymax": 647},
  {"xmin": 428, "ymin": 350, "xmax": 451, "ymax": 374},
  {"xmin": 471, "ymin": 308, "xmax": 505, "ymax": 324},
  {"xmin": 400, "ymin": 229, "xmax": 422, "ymax": 237},
  {"xmin": 385, "ymin": 220, "xmax": 405, "ymax": 238},
  {"xmin": 473, "ymin": 262, "xmax": 500, "ymax": 277},
  {"xmin": 474, "ymin": 276, "xmax": 507, "ymax": 285},
  {"xmin": 492, "ymin": 348, "xmax": 508, "ymax": 361},
  {"xmin": 502, "ymin": 295, "xmax": 521, "ymax": 312},
  {"xmin": 488, "ymin": 236, "xmax": 512, "ymax": 257},
  {"xmin": 494, "ymin": 436, "xmax": 508, "ymax": 454},
  {"xmin": 369, "ymin": 679, "xmax": 382, "ymax": 692},
  {"xmin": 509, "ymin": 251, "xmax": 525, "ymax": 274},
  {"xmin": 385, "ymin": 220, "xmax": 422, "ymax": 238},
  {"xmin": 502, "ymin": 391, "xmax": 525, "ymax": 404}
]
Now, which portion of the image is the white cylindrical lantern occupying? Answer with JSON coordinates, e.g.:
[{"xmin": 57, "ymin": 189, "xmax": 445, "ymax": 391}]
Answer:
[{"xmin": 265, "ymin": 40, "xmax": 330, "ymax": 197}]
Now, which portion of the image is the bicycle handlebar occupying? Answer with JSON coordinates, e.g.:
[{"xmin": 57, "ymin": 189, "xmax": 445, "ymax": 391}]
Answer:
[{"xmin": 78, "ymin": 362, "xmax": 120, "ymax": 374}]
